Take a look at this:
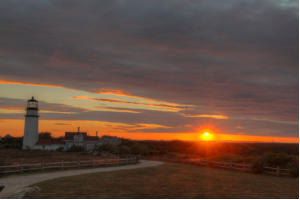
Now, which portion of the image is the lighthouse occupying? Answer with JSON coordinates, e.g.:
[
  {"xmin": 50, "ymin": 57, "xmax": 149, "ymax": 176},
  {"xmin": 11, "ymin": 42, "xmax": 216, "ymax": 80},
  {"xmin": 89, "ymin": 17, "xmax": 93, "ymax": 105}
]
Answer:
[{"xmin": 23, "ymin": 96, "xmax": 39, "ymax": 150}]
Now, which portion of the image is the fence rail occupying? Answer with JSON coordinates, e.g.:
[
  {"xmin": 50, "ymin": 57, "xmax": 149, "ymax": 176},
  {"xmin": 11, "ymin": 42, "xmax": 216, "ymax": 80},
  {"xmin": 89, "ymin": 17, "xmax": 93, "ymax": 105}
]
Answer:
[
  {"xmin": 0, "ymin": 157, "xmax": 139, "ymax": 175},
  {"xmin": 154, "ymin": 158, "xmax": 290, "ymax": 176}
]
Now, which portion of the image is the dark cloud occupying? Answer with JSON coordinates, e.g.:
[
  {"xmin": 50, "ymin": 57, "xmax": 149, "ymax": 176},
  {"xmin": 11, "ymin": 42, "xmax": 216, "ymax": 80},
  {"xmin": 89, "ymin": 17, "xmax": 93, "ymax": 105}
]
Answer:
[
  {"xmin": 0, "ymin": 0, "xmax": 298, "ymax": 138},
  {"xmin": 0, "ymin": 97, "xmax": 87, "ymax": 113}
]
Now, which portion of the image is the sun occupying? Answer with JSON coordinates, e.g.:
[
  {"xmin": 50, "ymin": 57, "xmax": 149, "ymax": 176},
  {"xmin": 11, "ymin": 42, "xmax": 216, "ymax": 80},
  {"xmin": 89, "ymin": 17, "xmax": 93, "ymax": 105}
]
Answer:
[{"xmin": 200, "ymin": 131, "xmax": 214, "ymax": 141}]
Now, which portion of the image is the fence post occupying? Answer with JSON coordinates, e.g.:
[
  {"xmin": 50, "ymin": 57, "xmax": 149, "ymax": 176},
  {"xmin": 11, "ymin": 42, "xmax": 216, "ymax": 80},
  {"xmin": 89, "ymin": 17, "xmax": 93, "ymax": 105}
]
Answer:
[
  {"xmin": 61, "ymin": 160, "xmax": 64, "ymax": 170},
  {"xmin": 77, "ymin": 160, "xmax": 80, "ymax": 168},
  {"xmin": 20, "ymin": 163, "xmax": 23, "ymax": 173},
  {"xmin": 41, "ymin": 161, "xmax": 44, "ymax": 170},
  {"xmin": 92, "ymin": 159, "xmax": 95, "ymax": 167},
  {"xmin": 276, "ymin": 166, "xmax": 280, "ymax": 176}
]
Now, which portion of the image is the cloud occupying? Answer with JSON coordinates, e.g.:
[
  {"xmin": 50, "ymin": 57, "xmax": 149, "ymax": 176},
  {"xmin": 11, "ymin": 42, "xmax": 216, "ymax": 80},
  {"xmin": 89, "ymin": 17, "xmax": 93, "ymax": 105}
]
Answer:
[
  {"xmin": 0, "ymin": 79, "xmax": 63, "ymax": 88},
  {"xmin": 95, "ymin": 106, "xmax": 141, "ymax": 114},
  {"xmin": 0, "ymin": 0, "xmax": 298, "ymax": 139},
  {"xmin": 96, "ymin": 88, "xmax": 182, "ymax": 106},
  {"xmin": 72, "ymin": 96, "xmax": 190, "ymax": 112},
  {"xmin": 182, "ymin": 114, "xmax": 229, "ymax": 120}
]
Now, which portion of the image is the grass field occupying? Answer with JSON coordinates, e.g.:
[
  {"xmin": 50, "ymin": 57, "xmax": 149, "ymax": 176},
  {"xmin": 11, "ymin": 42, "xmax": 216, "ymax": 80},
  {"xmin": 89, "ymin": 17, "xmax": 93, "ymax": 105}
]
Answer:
[{"xmin": 26, "ymin": 162, "xmax": 298, "ymax": 199}]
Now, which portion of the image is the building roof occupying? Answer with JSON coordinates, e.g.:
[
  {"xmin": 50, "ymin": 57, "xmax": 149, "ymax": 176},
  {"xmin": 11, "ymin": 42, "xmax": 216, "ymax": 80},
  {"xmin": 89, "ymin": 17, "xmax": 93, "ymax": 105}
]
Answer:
[
  {"xmin": 36, "ymin": 138, "xmax": 65, "ymax": 145},
  {"xmin": 64, "ymin": 132, "xmax": 99, "ymax": 141},
  {"xmin": 65, "ymin": 132, "xmax": 87, "ymax": 140},
  {"xmin": 28, "ymin": 96, "xmax": 38, "ymax": 102}
]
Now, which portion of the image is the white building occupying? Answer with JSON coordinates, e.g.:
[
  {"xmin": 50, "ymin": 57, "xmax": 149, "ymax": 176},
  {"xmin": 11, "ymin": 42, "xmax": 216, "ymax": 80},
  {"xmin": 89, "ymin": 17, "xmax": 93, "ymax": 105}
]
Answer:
[
  {"xmin": 64, "ymin": 128, "xmax": 99, "ymax": 151},
  {"xmin": 33, "ymin": 139, "xmax": 65, "ymax": 151}
]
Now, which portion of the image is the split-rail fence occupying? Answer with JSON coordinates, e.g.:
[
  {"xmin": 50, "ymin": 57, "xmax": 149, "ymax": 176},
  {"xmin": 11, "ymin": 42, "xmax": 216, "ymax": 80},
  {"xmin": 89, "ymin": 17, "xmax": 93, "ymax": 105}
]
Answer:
[
  {"xmin": 155, "ymin": 158, "xmax": 290, "ymax": 176},
  {"xmin": 0, "ymin": 157, "xmax": 139, "ymax": 175}
]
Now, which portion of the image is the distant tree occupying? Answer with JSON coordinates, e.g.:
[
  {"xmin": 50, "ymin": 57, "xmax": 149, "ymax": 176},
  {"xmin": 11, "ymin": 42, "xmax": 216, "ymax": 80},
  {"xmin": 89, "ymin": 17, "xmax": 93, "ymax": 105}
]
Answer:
[
  {"xmin": 39, "ymin": 132, "xmax": 52, "ymax": 139},
  {"xmin": 0, "ymin": 136, "xmax": 22, "ymax": 149},
  {"xmin": 66, "ymin": 145, "xmax": 84, "ymax": 152}
]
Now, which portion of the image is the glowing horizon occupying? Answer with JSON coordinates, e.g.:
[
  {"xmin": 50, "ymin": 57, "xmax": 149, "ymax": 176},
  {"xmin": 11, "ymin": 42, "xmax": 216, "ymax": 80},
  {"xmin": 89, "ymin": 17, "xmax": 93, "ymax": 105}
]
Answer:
[{"xmin": 0, "ymin": 118, "xmax": 298, "ymax": 144}]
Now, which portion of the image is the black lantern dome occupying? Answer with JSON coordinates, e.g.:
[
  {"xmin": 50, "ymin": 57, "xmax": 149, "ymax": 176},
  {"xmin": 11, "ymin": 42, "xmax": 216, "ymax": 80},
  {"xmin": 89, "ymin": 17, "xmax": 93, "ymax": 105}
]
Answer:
[{"xmin": 27, "ymin": 96, "xmax": 38, "ymax": 110}]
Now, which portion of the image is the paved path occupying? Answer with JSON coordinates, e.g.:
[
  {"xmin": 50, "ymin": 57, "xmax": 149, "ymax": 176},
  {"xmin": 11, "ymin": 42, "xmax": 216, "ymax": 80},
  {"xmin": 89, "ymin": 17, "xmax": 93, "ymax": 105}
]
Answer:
[{"xmin": 0, "ymin": 160, "xmax": 163, "ymax": 198}]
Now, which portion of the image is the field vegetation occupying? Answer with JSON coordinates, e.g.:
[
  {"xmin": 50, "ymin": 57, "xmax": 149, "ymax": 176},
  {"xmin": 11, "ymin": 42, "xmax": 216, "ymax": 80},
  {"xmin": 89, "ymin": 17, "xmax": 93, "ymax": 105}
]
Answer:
[
  {"xmin": 0, "ymin": 136, "xmax": 298, "ymax": 176},
  {"xmin": 25, "ymin": 162, "xmax": 299, "ymax": 199}
]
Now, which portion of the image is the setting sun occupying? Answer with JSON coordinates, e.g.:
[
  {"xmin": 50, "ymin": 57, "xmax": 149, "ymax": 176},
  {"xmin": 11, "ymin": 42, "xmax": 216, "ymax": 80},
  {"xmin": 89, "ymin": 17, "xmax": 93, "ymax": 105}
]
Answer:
[{"xmin": 200, "ymin": 131, "xmax": 214, "ymax": 141}]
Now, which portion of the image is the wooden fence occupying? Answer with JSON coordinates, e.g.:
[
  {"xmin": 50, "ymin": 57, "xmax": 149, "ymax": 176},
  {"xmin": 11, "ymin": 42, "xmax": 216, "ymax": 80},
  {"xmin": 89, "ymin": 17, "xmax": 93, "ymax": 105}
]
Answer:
[
  {"xmin": 154, "ymin": 158, "xmax": 290, "ymax": 176},
  {"xmin": 0, "ymin": 157, "xmax": 139, "ymax": 175}
]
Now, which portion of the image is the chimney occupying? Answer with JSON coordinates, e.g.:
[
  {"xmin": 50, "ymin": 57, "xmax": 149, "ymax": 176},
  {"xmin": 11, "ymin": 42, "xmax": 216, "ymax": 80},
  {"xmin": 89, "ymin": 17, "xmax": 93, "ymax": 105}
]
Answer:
[
  {"xmin": 77, "ymin": 127, "xmax": 80, "ymax": 133},
  {"xmin": 96, "ymin": 131, "xmax": 98, "ymax": 137}
]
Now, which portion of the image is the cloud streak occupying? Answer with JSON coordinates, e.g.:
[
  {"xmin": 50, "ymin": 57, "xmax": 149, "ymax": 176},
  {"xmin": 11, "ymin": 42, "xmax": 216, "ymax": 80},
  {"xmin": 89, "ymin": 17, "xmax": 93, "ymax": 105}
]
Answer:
[{"xmin": 72, "ymin": 96, "xmax": 190, "ymax": 112}]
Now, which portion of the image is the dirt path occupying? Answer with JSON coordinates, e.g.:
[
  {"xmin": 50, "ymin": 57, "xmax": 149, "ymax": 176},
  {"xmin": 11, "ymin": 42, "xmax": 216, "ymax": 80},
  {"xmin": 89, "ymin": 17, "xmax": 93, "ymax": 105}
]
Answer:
[{"xmin": 0, "ymin": 160, "xmax": 163, "ymax": 198}]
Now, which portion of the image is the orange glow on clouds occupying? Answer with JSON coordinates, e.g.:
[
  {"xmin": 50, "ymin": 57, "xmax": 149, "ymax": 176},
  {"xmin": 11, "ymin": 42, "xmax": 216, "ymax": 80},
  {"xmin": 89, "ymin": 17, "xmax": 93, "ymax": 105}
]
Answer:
[
  {"xmin": 96, "ymin": 88, "xmax": 184, "ymax": 107},
  {"xmin": 182, "ymin": 113, "xmax": 229, "ymax": 119},
  {"xmin": 97, "ymin": 89, "xmax": 135, "ymax": 97},
  {"xmin": 0, "ymin": 79, "xmax": 63, "ymax": 88},
  {"xmin": 72, "ymin": 96, "xmax": 186, "ymax": 112}
]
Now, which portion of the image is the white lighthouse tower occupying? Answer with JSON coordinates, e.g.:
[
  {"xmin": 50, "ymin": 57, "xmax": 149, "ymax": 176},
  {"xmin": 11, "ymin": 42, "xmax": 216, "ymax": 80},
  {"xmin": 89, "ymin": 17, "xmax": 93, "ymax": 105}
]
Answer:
[{"xmin": 23, "ymin": 96, "xmax": 39, "ymax": 150}]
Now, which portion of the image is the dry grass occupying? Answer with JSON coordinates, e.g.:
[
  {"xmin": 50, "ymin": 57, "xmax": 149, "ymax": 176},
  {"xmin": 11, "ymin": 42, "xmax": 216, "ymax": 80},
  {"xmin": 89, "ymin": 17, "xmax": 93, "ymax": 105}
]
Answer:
[
  {"xmin": 0, "ymin": 149, "xmax": 116, "ymax": 165},
  {"xmin": 26, "ymin": 162, "xmax": 298, "ymax": 199}
]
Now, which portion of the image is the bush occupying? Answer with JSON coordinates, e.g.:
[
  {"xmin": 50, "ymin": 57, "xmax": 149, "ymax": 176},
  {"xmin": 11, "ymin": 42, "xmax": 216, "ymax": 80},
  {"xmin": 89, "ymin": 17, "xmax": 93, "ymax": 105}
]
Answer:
[
  {"xmin": 263, "ymin": 152, "xmax": 293, "ymax": 168},
  {"xmin": 56, "ymin": 147, "xmax": 64, "ymax": 152},
  {"xmin": 0, "ymin": 157, "xmax": 4, "ymax": 166},
  {"xmin": 287, "ymin": 157, "xmax": 299, "ymax": 177},
  {"xmin": 0, "ymin": 137, "xmax": 22, "ymax": 149},
  {"xmin": 97, "ymin": 144, "xmax": 119, "ymax": 154},
  {"xmin": 130, "ymin": 143, "xmax": 149, "ymax": 155},
  {"xmin": 39, "ymin": 132, "xmax": 52, "ymax": 139},
  {"xmin": 118, "ymin": 145, "xmax": 131, "ymax": 155},
  {"xmin": 66, "ymin": 145, "xmax": 84, "ymax": 152},
  {"xmin": 251, "ymin": 153, "xmax": 297, "ymax": 174},
  {"xmin": 251, "ymin": 157, "xmax": 265, "ymax": 173}
]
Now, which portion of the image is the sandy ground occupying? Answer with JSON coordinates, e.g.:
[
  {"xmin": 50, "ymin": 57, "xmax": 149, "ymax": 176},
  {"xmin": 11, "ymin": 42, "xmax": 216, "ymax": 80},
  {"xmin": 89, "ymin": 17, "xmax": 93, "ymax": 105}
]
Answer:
[{"xmin": 0, "ymin": 160, "xmax": 163, "ymax": 198}]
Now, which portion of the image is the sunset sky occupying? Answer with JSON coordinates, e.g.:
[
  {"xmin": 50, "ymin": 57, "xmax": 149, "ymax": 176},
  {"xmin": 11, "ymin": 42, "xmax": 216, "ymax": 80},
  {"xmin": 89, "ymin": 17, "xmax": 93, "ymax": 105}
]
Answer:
[{"xmin": 0, "ymin": 0, "xmax": 298, "ymax": 143}]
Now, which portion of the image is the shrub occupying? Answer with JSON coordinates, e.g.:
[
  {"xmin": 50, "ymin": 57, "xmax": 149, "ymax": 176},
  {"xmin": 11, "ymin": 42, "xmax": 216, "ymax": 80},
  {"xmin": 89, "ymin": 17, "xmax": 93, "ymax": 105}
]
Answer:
[
  {"xmin": 287, "ymin": 157, "xmax": 299, "ymax": 177},
  {"xmin": 97, "ymin": 144, "xmax": 119, "ymax": 154},
  {"xmin": 263, "ymin": 152, "xmax": 293, "ymax": 168},
  {"xmin": 0, "ymin": 157, "xmax": 4, "ymax": 166},
  {"xmin": 1, "ymin": 137, "xmax": 22, "ymax": 149},
  {"xmin": 251, "ymin": 153, "xmax": 297, "ymax": 174},
  {"xmin": 130, "ymin": 143, "xmax": 149, "ymax": 155},
  {"xmin": 56, "ymin": 147, "xmax": 64, "ymax": 152},
  {"xmin": 39, "ymin": 132, "xmax": 52, "ymax": 139},
  {"xmin": 118, "ymin": 145, "xmax": 131, "ymax": 155},
  {"xmin": 66, "ymin": 145, "xmax": 84, "ymax": 152},
  {"xmin": 251, "ymin": 157, "xmax": 265, "ymax": 173}
]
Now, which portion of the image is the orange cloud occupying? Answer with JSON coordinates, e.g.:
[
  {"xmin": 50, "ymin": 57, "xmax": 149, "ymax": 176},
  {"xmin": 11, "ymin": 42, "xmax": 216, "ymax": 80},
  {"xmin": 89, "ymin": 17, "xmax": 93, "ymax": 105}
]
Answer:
[
  {"xmin": 97, "ymin": 88, "xmax": 134, "ymax": 97},
  {"xmin": 182, "ymin": 113, "xmax": 229, "ymax": 119},
  {"xmin": 0, "ymin": 106, "xmax": 23, "ymax": 110},
  {"xmin": 72, "ymin": 96, "xmax": 185, "ymax": 112},
  {"xmin": 96, "ymin": 106, "xmax": 141, "ymax": 113},
  {"xmin": 96, "ymin": 88, "xmax": 186, "ymax": 107},
  {"xmin": 0, "ymin": 79, "xmax": 63, "ymax": 88}
]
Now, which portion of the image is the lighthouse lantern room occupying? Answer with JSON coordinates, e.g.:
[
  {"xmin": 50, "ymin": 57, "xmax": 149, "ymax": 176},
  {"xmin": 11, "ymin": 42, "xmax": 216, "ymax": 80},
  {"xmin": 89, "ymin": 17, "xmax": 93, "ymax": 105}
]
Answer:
[{"xmin": 22, "ymin": 96, "xmax": 39, "ymax": 150}]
